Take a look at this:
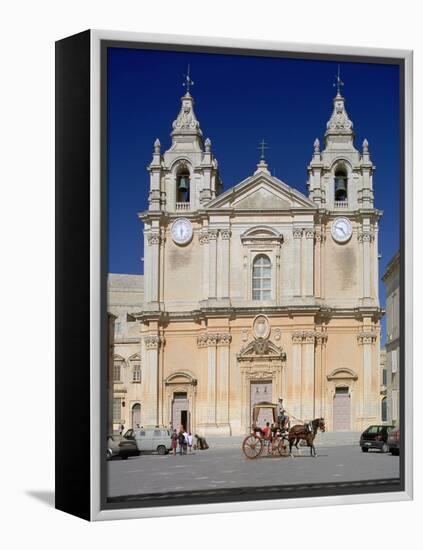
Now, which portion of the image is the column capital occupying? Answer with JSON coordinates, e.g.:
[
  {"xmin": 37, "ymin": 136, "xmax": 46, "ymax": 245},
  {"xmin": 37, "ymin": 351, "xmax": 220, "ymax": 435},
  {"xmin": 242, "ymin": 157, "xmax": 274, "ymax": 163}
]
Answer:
[
  {"xmin": 147, "ymin": 231, "xmax": 161, "ymax": 246},
  {"xmin": 208, "ymin": 229, "xmax": 219, "ymax": 240},
  {"xmin": 292, "ymin": 228, "xmax": 303, "ymax": 239},
  {"xmin": 221, "ymin": 229, "xmax": 231, "ymax": 240},
  {"xmin": 144, "ymin": 335, "xmax": 165, "ymax": 349},
  {"xmin": 198, "ymin": 230, "xmax": 209, "ymax": 244},
  {"xmin": 358, "ymin": 229, "xmax": 374, "ymax": 243},
  {"xmin": 357, "ymin": 331, "xmax": 377, "ymax": 344},
  {"xmin": 197, "ymin": 332, "xmax": 232, "ymax": 347}
]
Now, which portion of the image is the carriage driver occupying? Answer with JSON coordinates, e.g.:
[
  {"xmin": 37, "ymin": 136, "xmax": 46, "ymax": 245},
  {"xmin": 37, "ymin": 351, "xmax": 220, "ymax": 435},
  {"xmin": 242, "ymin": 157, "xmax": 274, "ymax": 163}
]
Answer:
[{"xmin": 277, "ymin": 397, "xmax": 289, "ymax": 432}]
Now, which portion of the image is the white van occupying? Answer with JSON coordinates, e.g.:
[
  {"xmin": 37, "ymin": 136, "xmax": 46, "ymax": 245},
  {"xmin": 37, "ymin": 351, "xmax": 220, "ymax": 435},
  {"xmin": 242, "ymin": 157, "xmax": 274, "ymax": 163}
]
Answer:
[{"xmin": 122, "ymin": 427, "xmax": 172, "ymax": 455}]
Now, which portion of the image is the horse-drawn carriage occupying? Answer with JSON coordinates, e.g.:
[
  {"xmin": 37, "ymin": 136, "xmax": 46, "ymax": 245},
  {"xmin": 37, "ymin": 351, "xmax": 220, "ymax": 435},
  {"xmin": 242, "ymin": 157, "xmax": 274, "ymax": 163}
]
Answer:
[
  {"xmin": 242, "ymin": 402, "xmax": 290, "ymax": 459},
  {"xmin": 242, "ymin": 401, "xmax": 326, "ymax": 459}
]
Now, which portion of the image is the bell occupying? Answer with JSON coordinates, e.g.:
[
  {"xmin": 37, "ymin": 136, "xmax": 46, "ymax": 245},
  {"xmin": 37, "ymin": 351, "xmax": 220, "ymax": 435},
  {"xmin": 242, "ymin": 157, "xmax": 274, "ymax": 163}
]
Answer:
[
  {"xmin": 335, "ymin": 176, "xmax": 347, "ymax": 193},
  {"xmin": 178, "ymin": 176, "xmax": 189, "ymax": 192}
]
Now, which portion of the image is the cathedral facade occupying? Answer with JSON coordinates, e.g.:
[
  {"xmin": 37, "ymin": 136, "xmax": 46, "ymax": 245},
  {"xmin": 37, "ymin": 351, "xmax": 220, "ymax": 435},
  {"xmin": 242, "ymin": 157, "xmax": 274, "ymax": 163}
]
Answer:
[{"xmin": 108, "ymin": 84, "xmax": 383, "ymax": 435}]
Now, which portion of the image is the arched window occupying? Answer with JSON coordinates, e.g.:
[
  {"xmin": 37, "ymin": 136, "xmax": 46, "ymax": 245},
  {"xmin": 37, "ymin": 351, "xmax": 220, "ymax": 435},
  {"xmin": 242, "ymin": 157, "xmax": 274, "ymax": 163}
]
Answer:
[
  {"xmin": 334, "ymin": 167, "xmax": 348, "ymax": 202},
  {"xmin": 252, "ymin": 254, "xmax": 271, "ymax": 300},
  {"xmin": 176, "ymin": 166, "xmax": 190, "ymax": 203}
]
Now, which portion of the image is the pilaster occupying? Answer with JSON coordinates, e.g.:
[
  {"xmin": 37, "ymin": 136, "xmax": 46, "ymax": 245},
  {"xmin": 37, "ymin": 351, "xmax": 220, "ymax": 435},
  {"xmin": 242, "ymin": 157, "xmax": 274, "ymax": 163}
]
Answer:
[
  {"xmin": 292, "ymin": 228, "xmax": 302, "ymax": 297},
  {"xmin": 141, "ymin": 334, "xmax": 165, "ymax": 426},
  {"xmin": 208, "ymin": 229, "xmax": 218, "ymax": 299}
]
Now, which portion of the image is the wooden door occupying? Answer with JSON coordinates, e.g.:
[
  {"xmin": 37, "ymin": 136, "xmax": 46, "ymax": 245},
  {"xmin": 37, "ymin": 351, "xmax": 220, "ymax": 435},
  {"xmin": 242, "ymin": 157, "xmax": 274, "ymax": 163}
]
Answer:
[{"xmin": 333, "ymin": 387, "xmax": 350, "ymax": 431}]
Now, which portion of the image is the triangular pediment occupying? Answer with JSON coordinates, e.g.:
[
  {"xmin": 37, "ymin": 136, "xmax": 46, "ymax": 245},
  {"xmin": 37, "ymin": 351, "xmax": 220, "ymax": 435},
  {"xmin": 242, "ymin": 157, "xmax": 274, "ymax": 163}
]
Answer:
[{"xmin": 206, "ymin": 172, "xmax": 316, "ymax": 210}]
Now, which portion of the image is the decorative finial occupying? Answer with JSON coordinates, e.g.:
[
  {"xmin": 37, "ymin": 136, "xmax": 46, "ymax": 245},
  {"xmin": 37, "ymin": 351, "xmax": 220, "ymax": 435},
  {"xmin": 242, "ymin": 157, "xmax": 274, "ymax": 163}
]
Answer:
[
  {"xmin": 333, "ymin": 64, "xmax": 344, "ymax": 95},
  {"xmin": 182, "ymin": 64, "xmax": 194, "ymax": 94},
  {"xmin": 313, "ymin": 138, "xmax": 320, "ymax": 154},
  {"xmin": 205, "ymin": 137, "xmax": 211, "ymax": 152},
  {"xmin": 258, "ymin": 139, "xmax": 269, "ymax": 161},
  {"xmin": 362, "ymin": 138, "xmax": 369, "ymax": 153},
  {"xmin": 154, "ymin": 138, "xmax": 161, "ymax": 153}
]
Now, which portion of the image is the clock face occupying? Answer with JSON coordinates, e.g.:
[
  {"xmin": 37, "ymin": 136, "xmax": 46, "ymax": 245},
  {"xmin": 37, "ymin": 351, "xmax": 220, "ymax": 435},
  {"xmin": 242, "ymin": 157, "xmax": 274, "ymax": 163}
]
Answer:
[
  {"xmin": 331, "ymin": 217, "xmax": 353, "ymax": 243},
  {"xmin": 171, "ymin": 218, "xmax": 193, "ymax": 245}
]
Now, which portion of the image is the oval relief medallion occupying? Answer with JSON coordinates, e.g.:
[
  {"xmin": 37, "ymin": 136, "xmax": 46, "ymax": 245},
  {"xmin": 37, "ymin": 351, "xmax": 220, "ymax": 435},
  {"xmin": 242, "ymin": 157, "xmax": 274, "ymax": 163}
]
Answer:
[{"xmin": 253, "ymin": 314, "xmax": 270, "ymax": 340}]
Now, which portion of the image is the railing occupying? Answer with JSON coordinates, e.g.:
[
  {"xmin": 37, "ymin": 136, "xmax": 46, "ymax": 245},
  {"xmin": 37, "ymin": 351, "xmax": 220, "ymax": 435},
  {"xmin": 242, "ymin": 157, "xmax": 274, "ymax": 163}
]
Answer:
[
  {"xmin": 175, "ymin": 202, "xmax": 190, "ymax": 211},
  {"xmin": 334, "ymin": 200, "xmax": 349, "ymax": 209}
]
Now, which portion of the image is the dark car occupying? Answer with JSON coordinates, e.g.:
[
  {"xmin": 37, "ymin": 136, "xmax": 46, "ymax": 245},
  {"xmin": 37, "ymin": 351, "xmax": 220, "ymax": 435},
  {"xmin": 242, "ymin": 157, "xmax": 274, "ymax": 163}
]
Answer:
[
  {"xmin": 360, "ymin": 425, "xmax": 394, "ymax": 453},
  {"xmin": 387, "ymin": 427, "xmax": 400, "ymax": 455},
  {"xmin": 107, "ymin": 435, "xmax": 139, "ymax": 460}
]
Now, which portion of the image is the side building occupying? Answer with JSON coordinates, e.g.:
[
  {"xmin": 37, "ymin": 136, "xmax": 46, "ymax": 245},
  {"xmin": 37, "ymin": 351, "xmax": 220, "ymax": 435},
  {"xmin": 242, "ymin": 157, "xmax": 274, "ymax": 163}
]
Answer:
[
  {"xmin": 382, "ymin": 251, "xmax": 400, "ymax": 427},
  {"xmin": 108, "ymin": 274, "xmax": 144, "ymax": 433}
]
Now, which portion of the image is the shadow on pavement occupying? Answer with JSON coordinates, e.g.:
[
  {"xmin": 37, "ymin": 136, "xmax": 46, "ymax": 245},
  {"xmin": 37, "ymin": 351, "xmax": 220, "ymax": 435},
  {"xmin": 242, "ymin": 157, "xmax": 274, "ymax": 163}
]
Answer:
[{"xmin": 26, "ymin": 490, "xmax": 55, "ymax": 508}]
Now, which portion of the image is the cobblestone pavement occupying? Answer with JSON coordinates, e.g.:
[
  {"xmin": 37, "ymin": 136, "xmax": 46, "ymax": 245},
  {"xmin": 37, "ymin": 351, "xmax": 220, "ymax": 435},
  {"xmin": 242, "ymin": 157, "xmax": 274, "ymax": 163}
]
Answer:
[{"xmin": 107, "ymin": 434, "xmax": 399, "ymax": 498}]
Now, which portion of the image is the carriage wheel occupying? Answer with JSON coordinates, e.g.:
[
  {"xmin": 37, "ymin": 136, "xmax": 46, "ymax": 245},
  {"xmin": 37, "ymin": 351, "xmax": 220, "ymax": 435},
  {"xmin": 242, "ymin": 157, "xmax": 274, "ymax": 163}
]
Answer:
[
  {"xmin": 268, "ymin": 438, "xmax": 281, "ymax": 456},
  {"xmin": 278, "ymin": 439, "xmax": 290, "ymax": 457},
  {"xmin": 242, "ymin": 435, "xmax": 263, "ymax": 459}
]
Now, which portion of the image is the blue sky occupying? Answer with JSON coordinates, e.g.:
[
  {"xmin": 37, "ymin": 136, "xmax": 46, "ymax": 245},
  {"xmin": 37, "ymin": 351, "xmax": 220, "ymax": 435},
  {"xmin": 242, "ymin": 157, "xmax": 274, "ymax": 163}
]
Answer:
[{"xmin": 107, "ymin": 47, "xmax": 400, "ymax": 340}]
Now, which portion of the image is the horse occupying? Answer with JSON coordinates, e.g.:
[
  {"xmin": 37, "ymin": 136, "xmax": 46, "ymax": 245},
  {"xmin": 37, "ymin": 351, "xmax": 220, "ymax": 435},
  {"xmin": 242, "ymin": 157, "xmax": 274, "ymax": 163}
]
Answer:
[{"xmin": 288, "ymin": 418, "xmax": 325, "ymax": 457}]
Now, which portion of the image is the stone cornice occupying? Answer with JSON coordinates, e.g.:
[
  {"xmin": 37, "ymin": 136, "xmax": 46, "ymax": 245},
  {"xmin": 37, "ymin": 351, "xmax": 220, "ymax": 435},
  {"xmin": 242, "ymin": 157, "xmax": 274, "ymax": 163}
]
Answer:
[{"xmin": 133, "ymin": 304, "xmax": 384, "ymax": 325}]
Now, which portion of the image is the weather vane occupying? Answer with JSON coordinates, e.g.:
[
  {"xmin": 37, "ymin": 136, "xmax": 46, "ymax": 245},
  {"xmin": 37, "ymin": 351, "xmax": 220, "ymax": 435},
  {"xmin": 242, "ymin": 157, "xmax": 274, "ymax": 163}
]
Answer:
[
  {"xmin": 258, "ymin": 139, "xmax": 269, "ymax": 161},
  {"xmin": 333, "ymin": 64, "xmax": 344, "ymax": 94},
  {"xmin": 183, "ymin": 64, "xmax": 194, "ymax": 93}
]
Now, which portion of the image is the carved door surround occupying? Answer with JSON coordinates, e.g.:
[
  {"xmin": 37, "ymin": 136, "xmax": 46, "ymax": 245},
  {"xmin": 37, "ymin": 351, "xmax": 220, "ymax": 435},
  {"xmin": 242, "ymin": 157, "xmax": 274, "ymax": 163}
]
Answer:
[{"xmin": 164, "ymin": 371, "xmax": 197, "ymax": 432}]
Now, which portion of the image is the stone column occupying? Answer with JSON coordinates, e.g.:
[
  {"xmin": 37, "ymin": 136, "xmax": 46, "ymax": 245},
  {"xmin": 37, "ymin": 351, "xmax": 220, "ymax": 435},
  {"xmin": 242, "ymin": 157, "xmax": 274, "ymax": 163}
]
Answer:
[
  {"xmin": 314, "ymin": 230, "xmax": 322, "ymax": 299},
  {"xmin": 302, "ymin": 331, "xmax": 315, "ymax": 420},
  {"xmin": 216, "ymin": 333, "xmax": 231, "ymax": 434},
  {"xmin": 292, "ymin": 229, "xmax": 302, "ymax": 297},
  {"xmin": 359, "ymin": 228, "xmax": 373, "ymax": 301},
  {"xmin": 357, "ymin": 331, "xmax": 377, "ymax": 424},
  {"xmin": 290, "ymin": 332, "xmax": 303, "ymax": 419},
  {"xmin": 373, "ymin": 224, "xmax": 379, "ymax": 301},
  {"xmin": 208, "ymin": 229, "xmax": 218, "ymax": 299},
  {"xmin": 303, "ymin": 229, "xmax": 314, "ymax": 297},
  {"xmin": 147, "ymin": 230, "xmax": 161, "ymax": 306},
  {"xmin": 141, "ymin": 334, "xmax": 163, "ymax": 426},
  {"xmin": 219, "ymin": 229, "xmax": 231, "ymax": 299},
  {"xmin": 314, "ymin": 332, "xmax": 327, "ymax": 418},
  {"xmin": 206, "ymin": 333, "xmax": 218, "ymax": 427},
  {"xmin": 199, "ymin": 230, "xmax": 209, "ymax": 301}
]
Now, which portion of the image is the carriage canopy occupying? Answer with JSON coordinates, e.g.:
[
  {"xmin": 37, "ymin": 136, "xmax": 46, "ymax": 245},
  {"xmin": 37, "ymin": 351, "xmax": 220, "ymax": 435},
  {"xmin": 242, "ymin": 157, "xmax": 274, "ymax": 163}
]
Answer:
[{"xmin": 252, "ymin": 401, "xmax": 279, "ymax": 424}]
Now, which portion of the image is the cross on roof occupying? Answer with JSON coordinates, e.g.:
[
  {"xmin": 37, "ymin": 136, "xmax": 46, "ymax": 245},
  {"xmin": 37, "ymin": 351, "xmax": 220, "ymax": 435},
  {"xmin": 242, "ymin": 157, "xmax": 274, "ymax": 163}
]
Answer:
[
  {"xmin": 333, "ymin": 64, "xmax": 344, "ymax": 95},
  {"xmin": 258, "ymin": 139, "xmax": 269, "ymax": 161},
  {"xmin": 182, "ymin": 64, "xmax": 194, "ymax": 93}
]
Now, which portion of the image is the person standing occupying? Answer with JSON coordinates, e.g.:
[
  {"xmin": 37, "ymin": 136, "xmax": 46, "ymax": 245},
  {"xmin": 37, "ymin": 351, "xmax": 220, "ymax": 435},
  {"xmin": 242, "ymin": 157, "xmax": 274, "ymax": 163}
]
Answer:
[
  {"xmin": 187, "ymin": 432, "xmax": 193, "ymax": 453},
  {"xmin": 183, "ymin": 430, "xmax": 189, "ymax": 455},
  {"xmin": 171, "ymin": 429, "xmax": 178, "ymax": 456},
  {"xmin": 177, "ymin": 429, "xmax": 185, "ymax": 455}
]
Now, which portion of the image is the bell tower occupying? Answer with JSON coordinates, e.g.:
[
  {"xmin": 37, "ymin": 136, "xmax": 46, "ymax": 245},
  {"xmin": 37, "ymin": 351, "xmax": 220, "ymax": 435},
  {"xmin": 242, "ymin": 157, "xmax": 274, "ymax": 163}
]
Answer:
[
  {"xmin": 147, "ymin": 73, "xmax": 222, "ymax": 214},
  {"xmin": 307, "ymin": 76, "xmax": 375, "ymax": 211}
]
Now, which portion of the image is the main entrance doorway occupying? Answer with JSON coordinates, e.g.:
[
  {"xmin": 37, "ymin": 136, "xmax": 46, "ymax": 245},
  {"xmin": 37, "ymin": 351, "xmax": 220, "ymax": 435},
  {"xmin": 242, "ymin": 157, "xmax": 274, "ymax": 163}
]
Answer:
[
  {"xmin": 172, "ymin": 392, "xmax": 190, "ymax": 431},
  {"xmin": 250, "ymin": 381, "xmax": 273, "ymax": 428},
  {"xmin": 333, "ymin": 387, "xmax": 350, "ymax": 431}
]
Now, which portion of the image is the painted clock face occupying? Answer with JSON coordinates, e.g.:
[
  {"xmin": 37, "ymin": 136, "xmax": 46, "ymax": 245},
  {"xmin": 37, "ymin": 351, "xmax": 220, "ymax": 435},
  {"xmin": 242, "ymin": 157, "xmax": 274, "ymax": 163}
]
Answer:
[
  {"xmin": 171, "ymin": 218, "xmax": 193, "ymax": 245},
  {"xmin": 331, "ymin": 217, "xmax": 353, "ymax": 243}
]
